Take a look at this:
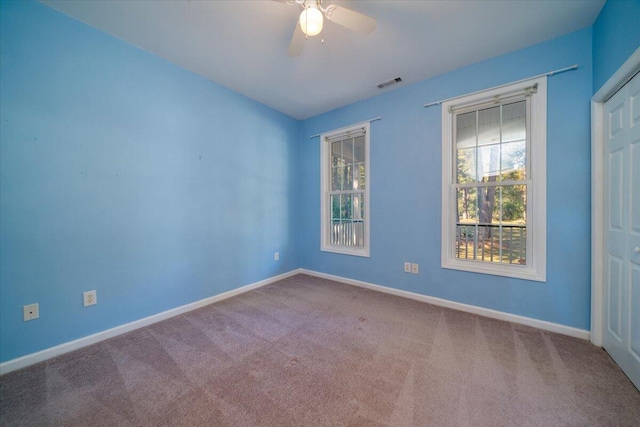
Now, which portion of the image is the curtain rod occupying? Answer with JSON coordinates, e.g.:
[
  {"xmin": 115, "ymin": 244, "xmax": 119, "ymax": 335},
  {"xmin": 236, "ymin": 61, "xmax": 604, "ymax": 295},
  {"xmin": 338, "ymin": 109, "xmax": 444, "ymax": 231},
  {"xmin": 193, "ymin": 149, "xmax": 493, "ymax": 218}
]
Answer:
[
  {"xmin": 309, "ymin": 116, "xmax": 382, "ymax": 139},
  {"xmin": 423, "ymin": 64, "xmax": 578, "ymax": 109}
]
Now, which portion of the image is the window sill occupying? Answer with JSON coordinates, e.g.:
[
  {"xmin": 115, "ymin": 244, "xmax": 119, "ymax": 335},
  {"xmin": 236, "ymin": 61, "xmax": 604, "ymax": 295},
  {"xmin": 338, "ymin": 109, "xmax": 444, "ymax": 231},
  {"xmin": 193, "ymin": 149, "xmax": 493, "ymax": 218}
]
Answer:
[
  {"xmin": 442, "ymin": 258, "xmax": 546, "ymax": 282},
  {"xmin": 321, "ymin": 245, "xmax": 370, "ymax": 258}
]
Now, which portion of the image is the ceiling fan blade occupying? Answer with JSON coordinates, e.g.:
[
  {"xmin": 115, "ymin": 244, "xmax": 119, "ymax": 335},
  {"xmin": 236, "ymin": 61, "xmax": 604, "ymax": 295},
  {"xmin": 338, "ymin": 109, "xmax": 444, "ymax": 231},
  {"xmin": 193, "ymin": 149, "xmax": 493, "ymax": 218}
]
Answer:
[
  {"xmin": 288, "ymin": 23, "xmax": 305, "ymax": 57},
  {"xmin": 325, "ymin": 5, "xmax": 376, "ymax": 35}
]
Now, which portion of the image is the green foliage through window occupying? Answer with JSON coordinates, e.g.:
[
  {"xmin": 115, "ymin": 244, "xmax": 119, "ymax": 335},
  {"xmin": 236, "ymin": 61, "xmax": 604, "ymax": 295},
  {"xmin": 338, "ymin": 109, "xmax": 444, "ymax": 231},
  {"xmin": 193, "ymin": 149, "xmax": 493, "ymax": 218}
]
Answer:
[{"xmin": 454, "ymin": 100, "xmax": 528, "ymax": 264}]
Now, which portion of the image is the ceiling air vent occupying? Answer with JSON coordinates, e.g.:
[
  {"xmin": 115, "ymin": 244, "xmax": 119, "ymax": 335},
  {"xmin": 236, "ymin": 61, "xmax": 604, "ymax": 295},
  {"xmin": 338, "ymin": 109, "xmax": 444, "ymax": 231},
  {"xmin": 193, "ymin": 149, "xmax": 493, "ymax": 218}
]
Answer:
[{"xmin": 376, "ymin": 77, "xmax": 402, "ymax": 89}]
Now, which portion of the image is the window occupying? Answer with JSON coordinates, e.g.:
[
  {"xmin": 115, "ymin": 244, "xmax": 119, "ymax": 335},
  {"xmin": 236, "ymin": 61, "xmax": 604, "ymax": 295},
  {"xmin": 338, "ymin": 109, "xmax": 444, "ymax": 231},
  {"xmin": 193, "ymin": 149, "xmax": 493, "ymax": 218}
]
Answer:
[
  {"xmin": 320, "ymin": 122, "xmax": 370, "ymax": 257},
  {"xmin": 441, "ymin": 77, "xmax": 546, "ymax": 281}
]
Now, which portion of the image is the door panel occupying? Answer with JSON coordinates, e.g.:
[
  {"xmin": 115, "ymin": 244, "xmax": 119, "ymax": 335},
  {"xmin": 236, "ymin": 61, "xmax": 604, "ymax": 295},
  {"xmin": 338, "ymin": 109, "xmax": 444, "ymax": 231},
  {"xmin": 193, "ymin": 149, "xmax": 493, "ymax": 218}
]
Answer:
[
  {"xmin": 609, "ymin": 149, "xmax": 624, "ymax": 230},
  {"xmin": 632, "ymin": 141, "xmax": 640, "ymax": 234},
  {"xmin": 608, "ymin": 255, "xmax": 622, "ymax": 340},
  {"xmin": 631, "ymin": 80, "xmax": 640, "ymax": 125},
  {"xmin": 631, "ymin": 266, "xmax": 640, "ymax": 361},
  {"xmin": 603, "ymin": 71, "xmax": 640, "ymax": 390},
  {"xmin": 608, "ymin": 101, "xmax": 624, "ymax": 138}
]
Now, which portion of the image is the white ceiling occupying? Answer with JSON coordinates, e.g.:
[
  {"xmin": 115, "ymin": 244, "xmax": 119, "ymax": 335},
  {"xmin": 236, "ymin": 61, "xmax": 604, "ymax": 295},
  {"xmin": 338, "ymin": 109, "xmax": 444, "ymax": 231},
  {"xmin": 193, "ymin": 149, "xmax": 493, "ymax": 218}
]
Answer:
[{"xmin": 42, "ymin": 0, "xmax": 605, "ymax": 120}]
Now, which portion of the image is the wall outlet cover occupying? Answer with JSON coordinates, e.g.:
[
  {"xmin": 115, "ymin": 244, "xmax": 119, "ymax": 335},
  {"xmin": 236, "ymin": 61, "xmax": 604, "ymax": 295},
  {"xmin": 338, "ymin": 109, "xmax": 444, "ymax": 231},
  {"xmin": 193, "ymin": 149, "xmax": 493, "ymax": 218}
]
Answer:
[
  {"xmin": 23, "ymin": 303, "xmax": 39, "ymax": 321},
  {"xmin": 83, "ymin": 290, "xmax": 97, "ymax": 307}
]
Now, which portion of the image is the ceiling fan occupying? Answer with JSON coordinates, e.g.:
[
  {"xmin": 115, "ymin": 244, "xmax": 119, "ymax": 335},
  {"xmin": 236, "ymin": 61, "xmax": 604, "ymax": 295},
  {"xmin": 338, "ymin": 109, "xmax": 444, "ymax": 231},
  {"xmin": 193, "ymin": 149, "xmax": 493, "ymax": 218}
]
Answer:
[{"xmin": 274, "ymin": 0, "xmax": 377, "ymax": 57}]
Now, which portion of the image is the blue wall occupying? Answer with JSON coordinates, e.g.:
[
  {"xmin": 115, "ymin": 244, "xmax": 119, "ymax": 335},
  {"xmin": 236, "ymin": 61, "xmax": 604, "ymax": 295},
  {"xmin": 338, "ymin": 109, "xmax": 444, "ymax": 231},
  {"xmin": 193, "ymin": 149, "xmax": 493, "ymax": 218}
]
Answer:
[
  {"xmin": 0, "ymin": 1, "xmax": 299, "ymax": 362},
  {"xmin": 592, "ymin": 0, "xmax": 640, "ymax": 92},
  {"xmin": 297, "ymin": 28, "xmax": 594, "ymax": 330}
]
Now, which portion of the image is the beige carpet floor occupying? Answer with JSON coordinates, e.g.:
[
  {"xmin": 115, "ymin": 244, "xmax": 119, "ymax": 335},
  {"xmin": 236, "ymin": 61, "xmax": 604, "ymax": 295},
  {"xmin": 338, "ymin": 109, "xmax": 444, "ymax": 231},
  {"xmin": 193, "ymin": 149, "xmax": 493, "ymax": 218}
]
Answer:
[{"xmin": 1, "ymin": 273, "xmax": 639, "ymax": 426}]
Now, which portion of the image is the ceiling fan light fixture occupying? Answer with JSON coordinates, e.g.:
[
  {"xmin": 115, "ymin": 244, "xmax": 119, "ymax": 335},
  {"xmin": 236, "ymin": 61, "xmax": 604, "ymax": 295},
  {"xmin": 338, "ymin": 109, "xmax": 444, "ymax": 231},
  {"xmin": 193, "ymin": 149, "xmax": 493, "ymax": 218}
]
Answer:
[{"xmin": 299, "ymin": 6, "xmax": 323, "ymax": 36}]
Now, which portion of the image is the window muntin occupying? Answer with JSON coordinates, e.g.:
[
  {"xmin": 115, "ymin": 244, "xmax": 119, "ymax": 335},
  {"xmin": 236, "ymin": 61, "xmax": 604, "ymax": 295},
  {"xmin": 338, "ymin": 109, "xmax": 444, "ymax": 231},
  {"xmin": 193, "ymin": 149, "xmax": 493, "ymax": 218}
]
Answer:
[
  {"xmin": 442, "ymin": 78, "xmax": 546, "ymax": 281},
  {"xmin": 321, "ymin": 123, "xmax": 370, "ymax": 257}
]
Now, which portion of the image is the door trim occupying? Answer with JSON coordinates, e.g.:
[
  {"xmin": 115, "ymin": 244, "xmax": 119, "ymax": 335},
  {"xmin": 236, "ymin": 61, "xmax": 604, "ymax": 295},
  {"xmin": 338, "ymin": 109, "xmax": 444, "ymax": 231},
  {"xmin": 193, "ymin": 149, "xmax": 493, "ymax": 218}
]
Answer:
[{"xmin": 591, "ymin": 47, "xmax": 640, "ymax": 346}]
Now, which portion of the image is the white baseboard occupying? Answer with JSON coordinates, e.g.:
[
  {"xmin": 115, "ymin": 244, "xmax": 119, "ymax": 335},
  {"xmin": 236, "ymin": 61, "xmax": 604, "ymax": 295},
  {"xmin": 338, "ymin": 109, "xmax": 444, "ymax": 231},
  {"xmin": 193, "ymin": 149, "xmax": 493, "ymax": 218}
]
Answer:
[
  {"xmin": 1, "ymin": 268, "xmax": 589, "ymax": 375},
  {"xmin": 0, "ymin": 269, "xmax": 302, "ymax": 375},
  {"xmin": 300, "ymin": 269, "xmax": 591, "ymax": 340}
]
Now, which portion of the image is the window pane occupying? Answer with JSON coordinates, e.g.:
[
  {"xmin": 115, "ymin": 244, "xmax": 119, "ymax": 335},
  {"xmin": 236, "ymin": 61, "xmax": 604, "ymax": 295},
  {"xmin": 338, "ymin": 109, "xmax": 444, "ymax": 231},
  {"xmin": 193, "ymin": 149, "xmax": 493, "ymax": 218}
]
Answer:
[
  {"xmin": 477, "ymin": 184, "xmax": 501, "ymax": 262},
  {"xmin": 331, "ymin": 141, "xmax": 341, "ymax": 167},
  {"xmin": 500, "ymin": 140, "xmax": 526, "ymax": 180},
  {"xmin": 497, "ymin": 184, "xmax": 527, "ymax": 264},
  {"xmin": 500, "ymin": 184, "xmax": 527, "ymax": 223},
  {"xmin": 502, "ymin": 101, "xmax": 526, "ymax": 143},
  {"xmin": 497, "ymin": 224, "xmax": 527, "ymax": 265},
  {"xmin": 357, "ymin": 164, "xmax": 365, "ymax": 190},
  {"xmin": 331, "ymin": 194, "xmax": 341, "ymax": 220},
  {"xmin": 341, "ymin": 194, "xmax": 352, "ymax": 220},
  {"xmin": 331, "ymin": 219, "xmax": 341, "ymax": 246},
  {"xmin": 354, "ymin": 136, "xmax": 365, "ymax": 163},
  {"xmin": 352, "ymin": 165, "xmax": 361, "ymax": 190},
  {"xmin": 456, "ymin": 224, "xmax": 477, "ymax": 260},
  {"xmin": 331, "ymin": 167, "xmax": 338, "ymax": 191},
  {"xmin": 477, "ymin": 185, "xmax": 500, "ymax": 225},
  {"xmin": 457, "ymin": 147, "xmax": 477, "ymax": 183},
  {"xmin": 474, "ymin": 225, "xmax": 490, "ymax": 261},
  {"xmin": 456, "ymin": 111, "xmax": 476, "ymax": 148},
  {"xmin": 478, "ymin": 145, "xmax": 500, "ymax": 181},
  {"xmin": 353, "ymin": 193, "xmax": 362, "ymax": 220},
  {"xmin": 343, "ymin": 139, "xmax": 355, "ymax": 164},
  {"xmin": 456, "ymin": 187, "xmax": 477, "ymax": 260},
  {"xmin": 354, "ymin": 220, "xmax": 364, "ymax": 247},
  {"xmin": 345, "ymin": 164, "xmax": 353, "ymax": 190},
  {"xmin": 478, "ymin": 106, "xmax": 500, "ymax": 147},
  {"xmin": 456, "ymin": 187, "xmax": 477, "ymax": 223}
]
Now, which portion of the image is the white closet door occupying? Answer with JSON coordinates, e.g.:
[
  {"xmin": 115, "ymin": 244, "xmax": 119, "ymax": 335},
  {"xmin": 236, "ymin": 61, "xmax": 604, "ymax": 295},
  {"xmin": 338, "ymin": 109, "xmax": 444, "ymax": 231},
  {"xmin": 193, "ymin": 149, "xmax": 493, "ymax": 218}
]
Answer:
[{"xmin": 603, "ymin": 70, "xmax": 640, "ymax": 390}]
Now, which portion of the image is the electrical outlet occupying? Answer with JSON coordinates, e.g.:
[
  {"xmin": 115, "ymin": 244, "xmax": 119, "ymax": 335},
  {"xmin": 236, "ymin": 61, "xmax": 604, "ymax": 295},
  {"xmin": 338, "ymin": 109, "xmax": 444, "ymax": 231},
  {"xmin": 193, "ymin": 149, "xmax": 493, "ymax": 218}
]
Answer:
[
  {"xmin": 23, "ymin": 303, "xmax": 39, "ymax": 321},
  {"xmin": 274, "ymin": 252, "xmax": 280, "ymax": 261},
  {"xmin": 411, "ymin": 263, "xmax": 419, "ymax": 274},
  {"xmin": 83, "ymin": 290, "xmax": 97, "ymax": 307},
  {"xmin": 404, "ymin": 262, "xmax": 411, "ymax": 273}
]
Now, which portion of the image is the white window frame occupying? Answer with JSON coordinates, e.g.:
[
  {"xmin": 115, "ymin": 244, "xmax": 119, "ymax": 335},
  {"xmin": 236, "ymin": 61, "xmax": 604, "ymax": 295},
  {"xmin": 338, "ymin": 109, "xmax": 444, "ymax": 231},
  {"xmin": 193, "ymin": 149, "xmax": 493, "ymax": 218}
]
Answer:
[
  {"xmin": 320, "ymin": 122, "xmax": 371, "ymax": 257},
  {"xmin": 441, "ymin": 77, "xmax": 547, "ymax": 282}
]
